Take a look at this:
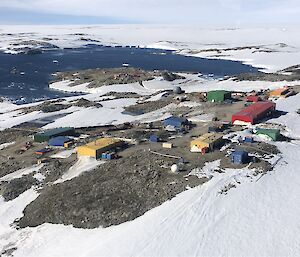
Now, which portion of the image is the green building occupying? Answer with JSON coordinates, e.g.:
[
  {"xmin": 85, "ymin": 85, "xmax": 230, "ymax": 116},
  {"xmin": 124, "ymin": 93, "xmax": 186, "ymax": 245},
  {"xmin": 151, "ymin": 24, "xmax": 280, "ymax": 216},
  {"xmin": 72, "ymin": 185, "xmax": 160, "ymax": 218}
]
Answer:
[
  {"xmin": 256, "ymin": 128, "xmax": 280, "ymax": 141},
  {"xmin": 34, "ymin": 127, "xmax": 75, "ymax": 143},
  {"xmin": 207, "ymin": 90, "xmax": 231, "ymax": 103}
]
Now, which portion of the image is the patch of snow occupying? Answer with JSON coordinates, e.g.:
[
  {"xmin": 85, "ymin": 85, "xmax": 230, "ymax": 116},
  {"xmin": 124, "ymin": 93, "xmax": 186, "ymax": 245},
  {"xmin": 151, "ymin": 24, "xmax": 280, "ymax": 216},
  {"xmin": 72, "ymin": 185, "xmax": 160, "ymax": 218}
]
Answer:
[
  {"xmin": 0, "ymin": 106, "xmax": 80, "ymax": 130},
  {"xmin": 178, "ymin": 101, "xmax": 202, "ymax": 108},
  {"xmin": 33, "ymin": 173, "xmax": 46, "ymax": 182},
  {"xmin": 147, "ymin": 41, "xmax": 179, "ymax": 51},
  {"xmin": 50, "ymin": 80, "xmax": 154, "ymax": 95},
  {"xmin": 188, "ymin": 113, "xmax": 214, "ymax": 122},
  {"xmin": 0, "ymin": 101, "xmax": 19, "ymax": 113},
  {"xmin": 145, "ymin": 92, "xmax": 169, "ymax": 102},
  {"xmin": 54, "ymin": 156, "xmax": 104, "ymax": 184},
  {"xmin": 189, "ymin": 160, "xmax": 221, "ymax": 179},
  {"xmin": 49, "ymin": 80, "xmax": 91, "ymax": 93},
  {"xmin": 0, "ymin": 164, "xmax": 44, "ymax": 183},
  {"xmin": 50, "ymin": 149, "xmax": 76, "ymax": 159},
  {"xmin": 0, "ymin": 142, "xmax": 15, "ymax": 150},
  {"xmin": 42, "ymin": 101, "xmax": 174, "ymax": 129},
  {"xmin": 0, "ymin": 188, "xmax": 39, "ymax": 254}
]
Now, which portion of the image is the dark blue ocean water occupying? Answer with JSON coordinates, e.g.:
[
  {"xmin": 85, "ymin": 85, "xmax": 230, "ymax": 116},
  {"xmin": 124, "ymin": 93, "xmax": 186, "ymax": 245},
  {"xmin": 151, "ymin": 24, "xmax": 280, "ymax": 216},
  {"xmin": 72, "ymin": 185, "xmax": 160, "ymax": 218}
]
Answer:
[{"xmin": 0, "ymin": 45, "xmax": 259, "ymax": 103}]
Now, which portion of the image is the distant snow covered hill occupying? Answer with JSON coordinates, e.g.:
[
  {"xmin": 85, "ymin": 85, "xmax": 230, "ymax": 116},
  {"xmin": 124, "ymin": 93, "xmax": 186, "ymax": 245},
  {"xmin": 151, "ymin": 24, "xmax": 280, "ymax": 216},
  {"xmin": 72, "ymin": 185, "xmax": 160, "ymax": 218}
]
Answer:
[{"xmin": 1, "ymin": 25, "xmax": 300, "ymax": 72}]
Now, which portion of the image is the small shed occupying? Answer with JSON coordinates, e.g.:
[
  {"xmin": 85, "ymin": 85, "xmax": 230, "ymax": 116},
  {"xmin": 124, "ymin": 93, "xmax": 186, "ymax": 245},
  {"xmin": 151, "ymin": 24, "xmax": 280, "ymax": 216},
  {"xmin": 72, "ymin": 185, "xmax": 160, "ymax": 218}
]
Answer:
[
  {"xmin": 162, "ymin": 143, "xmax": 173, "ymax": 149},
  {"xmin": 256, "ymin": 128, "xmax": 280, "ymax": 141},
  {"xmin": 163, "ymin": 116, "xmax": 189, "ymax": 129},
  {"xmin": 35, "ymin": 148, "xmax": 52, "ymax": 156},
  {"xmin": 231, "ymin": 150, "xmax": 249, "ymax": 164},
  {"xmin": 64, "ymin": 141, "xmax": 74, "ymax": 148},
  {"xmin": 48, "ymin": 136, "xmax": 73, "ymax": 147},
  {"xmin": 207, "ymin": 90, "xmax": 231, "ymax": 103},
  {"xmin": 244, "ymin": 136, "xmax": 254, "ymax": 143},
  {"xmin": 150, "ymin": 134, "xmax": 160, "ymax": 142}
]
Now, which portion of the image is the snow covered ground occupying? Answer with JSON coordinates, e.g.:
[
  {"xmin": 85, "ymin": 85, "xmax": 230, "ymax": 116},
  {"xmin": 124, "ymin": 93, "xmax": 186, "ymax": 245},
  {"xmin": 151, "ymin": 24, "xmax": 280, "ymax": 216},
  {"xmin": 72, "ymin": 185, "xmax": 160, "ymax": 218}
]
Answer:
[
  {"xmin": 1, "ymin": 68, "xmax": 298, "ymax": 131},
  {"xmin": 269, "ymin": 93, "xmax": 300, "ymax": 138},
  {"xmin": 0, "ymin": 25, "xmax": 300, "ymax": 257},
  {"xmin": 1, "ymin": 75, "xmax": 299, "ymax": 131},
  {"xmin": 1, "ymin": 141, "xmax": 300, "ymax": 256},
  {"xmin": 1, "ymin": 25, "xmax": 300, "ymax": 72},
  {"xmin": 0, "ymin": 87, "xmax": 299, "ymax": 256}
]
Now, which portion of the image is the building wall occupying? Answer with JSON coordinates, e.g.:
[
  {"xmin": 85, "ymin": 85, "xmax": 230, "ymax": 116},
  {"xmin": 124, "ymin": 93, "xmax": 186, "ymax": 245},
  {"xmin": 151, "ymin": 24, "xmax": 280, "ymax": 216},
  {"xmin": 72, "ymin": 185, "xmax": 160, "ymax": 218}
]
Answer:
[
  {"xmin": 77, "ymin": 140, "xmax": 122, "ymax": 159},
  {"xmin": 191, "ymin": 140, "xmax": 210, "ymax": 151},
  {"xmin": 34, "ymin": 134, "xmax": 49, "ymax": 143},
  {"xmin": 77, "ymin": 146, "xmax": 97, "ymax": 158},
  {"xmin": 207, "ymin": 91, "xmax": 230, "ymax": 102},
  {"xmin": 256, "ymin": 129, "xmax": 280, "ymax": 141},
  {"xmin": 210, "ymin": 137, "xmax": 224, "ymax": 150},
  {"xmin": 191, "ymin": 133, "xmax": 223, "ymax": 152},
  {"xmin": 232, "ymin": 102, "xmax": 275, "ymax": 125}
]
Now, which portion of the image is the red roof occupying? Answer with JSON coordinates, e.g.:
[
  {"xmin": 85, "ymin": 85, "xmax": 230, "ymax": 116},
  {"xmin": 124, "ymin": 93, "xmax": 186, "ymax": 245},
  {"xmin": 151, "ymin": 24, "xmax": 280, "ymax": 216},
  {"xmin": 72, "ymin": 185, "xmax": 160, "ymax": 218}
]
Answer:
[
  {"xmin": 246, "ymin": 95, "xmax": 261, "ymax": 102},
  {"xmin": 232, "ymin": 102, "xmax": 276, "ymax": 124}
]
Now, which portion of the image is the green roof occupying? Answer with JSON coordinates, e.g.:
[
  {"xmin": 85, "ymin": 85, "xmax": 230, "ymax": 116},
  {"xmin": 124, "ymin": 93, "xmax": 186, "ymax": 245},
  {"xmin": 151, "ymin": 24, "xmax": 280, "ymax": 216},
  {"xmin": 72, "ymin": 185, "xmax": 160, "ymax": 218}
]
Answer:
[
  {"xmin": 208, "ymin": 90, "xmax": 230, "ymax": 94},
  {"xmin": 256, "ymin": 128, "xmax": 280, "ymax": 141},
  {"xmin": 256, "ymin": 128, "xmax": 280, "ymax": 134},
  {"xmin": 207, "ymin": 90, "xmax": 231, "ymax": 102},
  {"xmin": 34, "ymin": 127, "xmax": 75, "ymax": 142},
  {"xmin": 38, "ymin": 127, "xmax": 74, "ymax": 137}
]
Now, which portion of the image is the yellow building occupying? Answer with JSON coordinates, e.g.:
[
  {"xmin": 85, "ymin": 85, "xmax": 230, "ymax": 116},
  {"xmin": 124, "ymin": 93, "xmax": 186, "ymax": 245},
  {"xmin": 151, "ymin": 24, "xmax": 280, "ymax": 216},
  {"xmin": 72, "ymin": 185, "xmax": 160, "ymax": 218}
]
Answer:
[
  {"xmin": 269, "ymin": 87, "xmax": 291, "ymax": 98},
  {"xmin": 190, "ymin": 133, "xmax": 223, "ymax": 152},
  {"xmin": 77, "ymin": 138, "xmax": 122, "ymax": 159},
  {"xmin": 64, "ymin": 141, "xmax": 74, "ymax": 148}
]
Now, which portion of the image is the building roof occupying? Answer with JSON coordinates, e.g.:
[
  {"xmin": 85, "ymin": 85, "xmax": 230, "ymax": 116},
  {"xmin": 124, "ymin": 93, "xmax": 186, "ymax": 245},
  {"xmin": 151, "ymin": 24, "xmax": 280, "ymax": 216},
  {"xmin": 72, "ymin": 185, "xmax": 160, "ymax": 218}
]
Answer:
[
  {"xmin": 246, "ymin": 95, "xmax": 261, "ymax": 102},
  {"xmin": 208, "ymin": 90, "xmax": 230, "ymax": 94},
  {"xmin": 233, "ymin": 102, "xmax": 275, "ymax": 119},
  {"xmin": 192, "ymin": 133, "xmax": 223, "ymax": 144},
  {"xmin": 164, "ymin": 116, "xmax": 187, "ymax": 123},
  {"xmin": 36, "ymin": 148, "xmax": 52, "ymax": 154},
  {"xmin": 256, "ymin": 128, "xmax": 280, "ymax": 134},
  {"xmin": 232, "ymin": 150, "xmax": 248, "ymax": 156},
  {"xmin": 48, "ymin": 136, "xmax": 72, "ymax": 145},
  {"xmin": 270, "ymin": 87, "xmax": 289, "ymax": 96},
  {"xmin": 37, "ymin": 127, "xmax": 74, "ymax": 137},
  {"xmin": 80, "ymin": 138, "xmax": 121, "ymax": 151}
]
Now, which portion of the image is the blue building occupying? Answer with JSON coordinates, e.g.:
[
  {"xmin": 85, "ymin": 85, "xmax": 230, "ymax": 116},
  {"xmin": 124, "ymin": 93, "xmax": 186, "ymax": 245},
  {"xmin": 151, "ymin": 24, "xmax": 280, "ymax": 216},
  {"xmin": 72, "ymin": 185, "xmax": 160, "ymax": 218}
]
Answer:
[
  {"xmin": 163, "ymin": 116, "xmax": 189, "ymax": 129},
  {"xmin": 231, "ymin": 150, "xmax": 249, "ymax": 164},
  {"xmin": 48, "ymin": 136, "xmax": 72, "ymax": 147},
  {"xmin": 244, "ymin": 136, "xmax": 254, "ymax": 143},
  {"xmin": 150, "ymin": 134, "xmax": 160, "ymax": 142}
]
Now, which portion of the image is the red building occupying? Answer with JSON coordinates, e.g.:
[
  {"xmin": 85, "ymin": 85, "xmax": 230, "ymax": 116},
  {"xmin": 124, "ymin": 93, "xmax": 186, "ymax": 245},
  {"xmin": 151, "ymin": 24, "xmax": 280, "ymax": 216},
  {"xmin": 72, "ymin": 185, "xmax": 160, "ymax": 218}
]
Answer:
[
  {"xmin": 232, "ymin": 102, "xmax": 276, "ymax": 125},
  {"xmin": 246, "ymin": 95, "xmax": 261, "ymax": 102}
]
